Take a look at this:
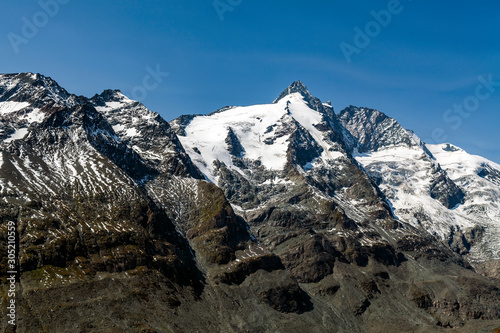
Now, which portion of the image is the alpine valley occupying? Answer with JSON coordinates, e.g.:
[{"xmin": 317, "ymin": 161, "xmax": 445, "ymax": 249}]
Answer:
[{"xmin": 1, "ymin": 73, "xmax": 499, "ymax": 332}]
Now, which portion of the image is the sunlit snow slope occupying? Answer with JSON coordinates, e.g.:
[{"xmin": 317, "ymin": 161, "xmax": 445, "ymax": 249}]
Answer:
[
  {"xmin": 339, "ymin": 106, "xmax": 500, "ymax": 262},
  {"xmin": 177, "ymin": 88, "xmax": 343, "ymax": 184},
  {"xmin": 428, "ymin": 143, "xmax": 500, "ymax": 261}
]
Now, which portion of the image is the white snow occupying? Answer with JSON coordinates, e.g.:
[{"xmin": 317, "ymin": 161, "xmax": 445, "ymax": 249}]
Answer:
[
  {"xmin": 427, "ymin": 143, "xmax": 500, "ymax": 180},
  {"xmin": 106, "ymin": 101, "xmax": 128, "ymax": 109},
  {"xmin": 23, "ymin": 108, "xmax": 45, "ymax": 124},
  {"xmin": 427, "ymin": 143, "xmax": 500, "ymax": 261},
  {"xmin": 94, "ymin": 98, "xmax": 133, "ymax": 114},
  {"xmin": 354, "ymin": 142, "xmax": 500, "ymax": 261},
  {"xmin": 261, "ymin": 178, "xmax": 294, "ymax": 186},
  {"xmin": 303, "ymin": 160, "xmax": 315, "ymax": 171},
  {"xmin": 179, "ymin": 92, "xmax": 345, "ymax": 183},
  {"xmin": 355, "ymin": 146, "xmax": 425, "ymax": 164},
  {"xmin": 0, "ymin": 101, "xmax": 30, "ymax": 115},
  {"xmin": 407, "ymin": 130, "xmax": 425, "ymax": 147},
  {"xmin": 354, "ymin": 146, "xmax": 475, "ymax": 239},
  {"xmin": 179, "ymin": 103, "xmax": 290, "ymax": 182},
  {"xmin": 125, "ymin": 128, "xmax": 139, "ymax": 137},
  {"xmin": 112, "ymin": 124, "xmax": 125, "ymax": 133},
  {"xmin": 285, "ymin": 93, "xmax": 344, "ymax": 162},
  {"xmin": 4, "ymin": 128, "xmax": 29, "ymax": 143}
]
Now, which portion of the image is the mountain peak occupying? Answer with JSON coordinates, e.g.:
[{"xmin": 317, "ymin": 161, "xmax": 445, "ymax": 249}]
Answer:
[
  {"xmin": 98, "ymin": 89, "xmax": 128, "ymax": 100},
  {"xmin": 0, "ymin": 72, "xmax": 76, "ymax": 107},
  {"xmin": 91, "ymin": 89, "xmax": 133, "ymax": 107},
  {"xmin": 273, "ymin": 80, "xmax": 314, "ymax": 104},
  {"xmin": 0, "ymin": 72, "xmax": 61, "ymax": 88},
  {"xmin": 339, "ymin": 105, "xmax": 417, "ymax": 153}
]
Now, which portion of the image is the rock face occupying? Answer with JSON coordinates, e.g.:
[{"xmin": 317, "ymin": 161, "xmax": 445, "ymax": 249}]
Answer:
[
  {"xmin": 339, "ymin": 106, "xmax": 415, "ymax": 153},
  {"xmin": 1, "ymin": 74, "xmax": 499, "ymax": 332}
]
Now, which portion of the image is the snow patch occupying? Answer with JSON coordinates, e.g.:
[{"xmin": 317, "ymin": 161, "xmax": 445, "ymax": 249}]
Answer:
[
  {"xmin": 95, "ymin": 100, "xmax": 132, "ymax": 113},
  {"xmin": 0, "ymin": 101, "xmax": 30, "ymax": 115},
  {"xmin": 23, "ymin": 108, "xmax": 45, "ymax": 124},
  {"xmin": 4, "ymin": 128, "xmax": 29, "ymax": 143},
  {"xmin": 112, "ymin": 124, "xmax": 125, "ymax": 133},
  {"xmin": 125, "ymin": 128, "xmax": 139, "ymax": 137}
]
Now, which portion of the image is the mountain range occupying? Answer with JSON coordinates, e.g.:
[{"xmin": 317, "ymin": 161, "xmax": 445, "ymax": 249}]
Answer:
[{"xmin": 0, "ymin": 73, "xmax": 499, "ymax": 332}]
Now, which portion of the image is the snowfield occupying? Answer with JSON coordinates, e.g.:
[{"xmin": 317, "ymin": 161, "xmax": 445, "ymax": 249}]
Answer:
[
  {"xmin": 179, "ymin": 92, "xmax": 344, "ymax": 183},
  {"xmin": 428, "ymin": 143, "xmax": 500, "ymax": 261},
  {"xmin": 0, "ymin": 101, "xmax": 30, "ymax": 115}
]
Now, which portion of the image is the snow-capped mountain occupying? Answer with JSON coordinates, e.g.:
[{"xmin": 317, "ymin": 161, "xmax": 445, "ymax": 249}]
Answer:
[
  {"xmin": 172, "ymin": 81, "xmax": 396, "ymax": 235},
  {"xmin": 428, "ymin": 143, "xmax": 500, "ymax": 264},
  {"xmin": 174, "ymin": 82, "xmax": 499, "ymax": 265},
  {"xmin": 0, "ymin": 73, "xmax": 78, "ymax": 145},
  {"xmin": 90, "ymin": 89, "xmax": 202, "ymax": 179},
  {"xmin": 172, "ymin": 79, "xmax": 500, "ymax": 276},
  {"xmin": 338, "ymin": 106, "xmax": 500, "ymax": 267},
  {"xmin": 1, "ymin": 74, "xmax": 499, "ymax": 332},
  {"xmin": 173, "ymin": 81, "xmax": 347, "ymax": 182}
]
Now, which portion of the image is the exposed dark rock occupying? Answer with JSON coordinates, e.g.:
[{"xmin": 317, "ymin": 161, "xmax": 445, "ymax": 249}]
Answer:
[
  {"xmin": 259, "ymin": 280, "xmax": 312, "ymax": 313},
  {"xmin": 338, "ymin": 106, "xmax": 414, "ymax": 153},
  {"xmin": 429, "ymin": 164, "xmax": 465, "ymax": 209},
  {"xmin": 225, "ymin": 127, "xmax": 245, "ymax": 158},
  {"xmin": 213, "ymin": 254, "xmax": 284, "ymax": 285},
  {"xmin": 186, "ymin": 181, "xmax": 249, "ymax": 265}
]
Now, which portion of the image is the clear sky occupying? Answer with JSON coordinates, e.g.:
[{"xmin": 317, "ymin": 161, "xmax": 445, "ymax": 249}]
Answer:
[{"xmin": 2, "ymin": 1, "xmax": 499, "ymax": 163}]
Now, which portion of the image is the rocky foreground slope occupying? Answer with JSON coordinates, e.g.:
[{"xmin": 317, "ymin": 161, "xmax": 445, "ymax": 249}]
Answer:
[{"xmin": 0, "ymin": 74, "xmax": 499, "ymax": 332}]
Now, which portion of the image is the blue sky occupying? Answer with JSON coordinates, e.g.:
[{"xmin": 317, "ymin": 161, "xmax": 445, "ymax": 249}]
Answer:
[{"xmin": 2, "ymin": 1, "xmax": 500, "ymax": 162}]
